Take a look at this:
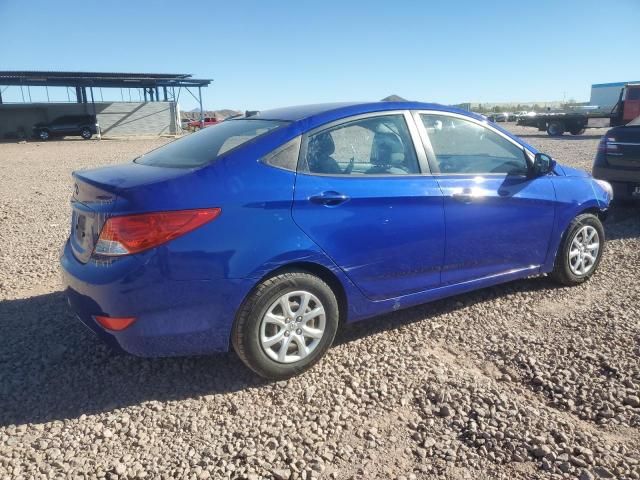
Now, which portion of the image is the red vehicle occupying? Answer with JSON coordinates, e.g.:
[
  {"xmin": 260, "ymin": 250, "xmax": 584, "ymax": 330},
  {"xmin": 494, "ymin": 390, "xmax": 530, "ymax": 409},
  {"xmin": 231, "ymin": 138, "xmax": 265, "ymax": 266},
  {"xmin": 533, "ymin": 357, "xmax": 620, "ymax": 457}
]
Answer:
[
  {"xmin": 187, "ymin": 117, "xmax": 220, "ymax": 130},
  {"xmin": 619, "ymin": 84, "xmax": 640, "ymax": 123}
]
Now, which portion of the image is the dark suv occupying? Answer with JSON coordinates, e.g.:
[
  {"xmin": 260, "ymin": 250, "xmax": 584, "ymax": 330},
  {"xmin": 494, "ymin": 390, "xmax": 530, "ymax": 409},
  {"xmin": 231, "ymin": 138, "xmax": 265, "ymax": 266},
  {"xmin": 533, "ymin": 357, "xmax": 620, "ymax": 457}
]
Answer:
[
  {"xmin": 593, "ymin": 116, "xmax": 640, "ymax": 201},
  {"xmin": 32, "ymin": 115, "xmax": 98, "ymax": 140}
]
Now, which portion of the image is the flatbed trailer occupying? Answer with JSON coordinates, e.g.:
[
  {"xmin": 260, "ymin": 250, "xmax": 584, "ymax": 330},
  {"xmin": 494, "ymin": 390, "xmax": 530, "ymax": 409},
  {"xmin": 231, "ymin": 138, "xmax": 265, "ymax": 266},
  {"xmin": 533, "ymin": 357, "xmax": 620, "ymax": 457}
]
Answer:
[{"xmin": 516, "ymin": 83, "xmax": 640, "ymax": 136}]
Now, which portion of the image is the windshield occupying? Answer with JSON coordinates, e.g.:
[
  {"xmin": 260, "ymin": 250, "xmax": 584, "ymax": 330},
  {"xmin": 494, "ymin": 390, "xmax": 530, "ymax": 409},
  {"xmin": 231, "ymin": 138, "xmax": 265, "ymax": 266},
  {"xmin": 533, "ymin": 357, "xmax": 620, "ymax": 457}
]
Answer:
[{"xmin": 135, "ymin": 119, "xmax": 288, "ymax": 168}]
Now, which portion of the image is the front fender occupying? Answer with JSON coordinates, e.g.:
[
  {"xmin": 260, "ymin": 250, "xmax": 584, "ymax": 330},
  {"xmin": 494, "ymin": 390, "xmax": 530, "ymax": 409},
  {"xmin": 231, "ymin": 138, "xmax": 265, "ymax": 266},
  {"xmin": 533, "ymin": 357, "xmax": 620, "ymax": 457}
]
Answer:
[{"xmin": 541, "ymin": 176, "xmax": 607, "ymax": 272}]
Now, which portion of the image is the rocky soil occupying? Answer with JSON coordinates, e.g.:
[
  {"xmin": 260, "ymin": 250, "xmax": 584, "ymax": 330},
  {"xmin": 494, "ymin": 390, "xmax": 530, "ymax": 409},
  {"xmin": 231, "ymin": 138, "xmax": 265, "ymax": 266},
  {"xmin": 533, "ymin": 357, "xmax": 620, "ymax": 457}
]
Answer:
[{"xmin": 0, "ymin": 127, "xmax": 638, "ymax": 479}]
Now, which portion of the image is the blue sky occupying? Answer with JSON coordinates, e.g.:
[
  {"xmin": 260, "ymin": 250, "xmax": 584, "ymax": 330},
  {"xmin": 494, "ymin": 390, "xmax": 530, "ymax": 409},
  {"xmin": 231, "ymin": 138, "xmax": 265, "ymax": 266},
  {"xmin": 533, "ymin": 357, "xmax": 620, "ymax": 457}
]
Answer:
[{"xmin": 1, "ymin": 0, "xmax": 638, "ymax": 111}]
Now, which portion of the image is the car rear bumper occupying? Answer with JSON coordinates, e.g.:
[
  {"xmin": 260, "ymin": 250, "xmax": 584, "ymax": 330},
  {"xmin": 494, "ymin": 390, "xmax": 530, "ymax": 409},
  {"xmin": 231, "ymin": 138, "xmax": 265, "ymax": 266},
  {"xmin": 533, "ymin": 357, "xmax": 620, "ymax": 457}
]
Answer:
[
  {"xmin": 593, "ymin": 166, "xmax": 640, "ymax": 199},
  {"xmin": 60, "ymin": 239, "xmax": 253, "ymax": 356}
]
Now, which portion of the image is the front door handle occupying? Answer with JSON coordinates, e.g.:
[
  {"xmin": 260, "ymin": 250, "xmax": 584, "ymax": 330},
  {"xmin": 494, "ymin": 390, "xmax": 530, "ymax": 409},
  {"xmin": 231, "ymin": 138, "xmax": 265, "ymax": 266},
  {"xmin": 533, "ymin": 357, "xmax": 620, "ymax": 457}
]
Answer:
[{"xmin": 309, "ymin": 191, "xmax": 350, "ymax": 206}]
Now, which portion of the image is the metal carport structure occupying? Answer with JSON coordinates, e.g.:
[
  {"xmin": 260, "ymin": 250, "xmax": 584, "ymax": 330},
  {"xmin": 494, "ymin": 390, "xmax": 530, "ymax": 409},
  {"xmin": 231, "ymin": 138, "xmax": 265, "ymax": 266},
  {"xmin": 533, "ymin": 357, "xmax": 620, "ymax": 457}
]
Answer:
[{"xmin": 0, "ymin": 71, "xmax": 212, "ymax": 127}]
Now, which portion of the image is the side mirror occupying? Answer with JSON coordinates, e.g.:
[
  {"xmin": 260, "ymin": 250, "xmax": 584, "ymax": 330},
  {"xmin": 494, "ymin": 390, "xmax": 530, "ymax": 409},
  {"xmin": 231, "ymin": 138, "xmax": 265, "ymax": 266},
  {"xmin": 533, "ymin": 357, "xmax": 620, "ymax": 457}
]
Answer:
[{"xmin": 531, "ymin": 153, "xmax": 556, "ymax": 177}]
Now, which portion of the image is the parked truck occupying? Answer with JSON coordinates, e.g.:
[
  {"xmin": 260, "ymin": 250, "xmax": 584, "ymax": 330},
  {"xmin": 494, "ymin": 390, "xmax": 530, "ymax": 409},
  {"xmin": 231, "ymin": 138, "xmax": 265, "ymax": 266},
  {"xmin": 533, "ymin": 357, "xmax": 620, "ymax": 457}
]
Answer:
[{"xmin": 516, "ymin": 83, "xmax": 640, "ymax": 136}]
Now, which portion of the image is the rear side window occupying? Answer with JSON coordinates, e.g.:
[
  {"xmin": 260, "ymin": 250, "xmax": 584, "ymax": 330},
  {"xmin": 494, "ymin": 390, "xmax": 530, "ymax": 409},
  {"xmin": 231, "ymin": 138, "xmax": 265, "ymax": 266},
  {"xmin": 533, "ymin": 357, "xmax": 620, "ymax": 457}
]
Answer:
[
  {"xmin": 261, "ymin": 136, "xmax": 301, "ymax": 171},
  {"xmin": 136, "ymin": 119, "xmax": 288, "ymax": 168}
]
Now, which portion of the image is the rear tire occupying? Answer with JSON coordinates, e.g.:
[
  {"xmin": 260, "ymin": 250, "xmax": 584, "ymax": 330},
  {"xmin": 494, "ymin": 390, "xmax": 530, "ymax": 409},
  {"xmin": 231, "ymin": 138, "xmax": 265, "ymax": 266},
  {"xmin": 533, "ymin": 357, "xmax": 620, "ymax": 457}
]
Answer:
[
  {"xmin": 80, "ymin": 127, "xmax": 92, "ymax": 140},
  {"xmin": 547, "ymin": 121, "xmax": 565, "ymax": 136},
  {"xmin": 38, "ymin": 129, "xmax": 50, "ymax": 141},
  {"xmin": 570, "ymin": 127, "xmax": 586, "ymax": 135},
  {"xmin": 232, "ymin": 271, "xmax": 339, "ymax": 379},
  {"xmin": 551, "ymin": 213, "xmax": 604, "ymax": 286}
]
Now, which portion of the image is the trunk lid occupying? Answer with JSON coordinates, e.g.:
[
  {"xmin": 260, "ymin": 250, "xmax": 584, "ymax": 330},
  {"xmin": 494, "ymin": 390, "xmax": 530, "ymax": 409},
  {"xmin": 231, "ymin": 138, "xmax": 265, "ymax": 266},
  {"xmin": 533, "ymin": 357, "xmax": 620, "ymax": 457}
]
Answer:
[
  {"xmin": 70, "ymin": 171, "xmax": 119, "ymax": 263},
  {"xmin": 69, "ymin": 163, "xmax": 194, "ymax": 263}
]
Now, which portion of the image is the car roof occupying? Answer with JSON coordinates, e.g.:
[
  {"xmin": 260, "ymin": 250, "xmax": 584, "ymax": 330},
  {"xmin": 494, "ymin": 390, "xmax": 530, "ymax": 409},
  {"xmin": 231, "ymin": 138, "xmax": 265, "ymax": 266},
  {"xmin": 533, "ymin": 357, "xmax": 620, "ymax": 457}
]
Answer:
[
  {"xmin": 253, "ymin": 101, "xmax": 485, "ymax": 126},
  {"xmin": 244, "ymin": 101, "xmax": 535, "ymax": 153}
]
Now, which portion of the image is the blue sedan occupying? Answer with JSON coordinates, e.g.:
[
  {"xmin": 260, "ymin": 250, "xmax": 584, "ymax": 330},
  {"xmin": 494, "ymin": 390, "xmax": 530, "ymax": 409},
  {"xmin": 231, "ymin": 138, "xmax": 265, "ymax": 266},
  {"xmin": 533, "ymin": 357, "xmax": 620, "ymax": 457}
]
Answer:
[{"xmin": 61, "ymin": 102, "xmax": 613, "ymax": 378}]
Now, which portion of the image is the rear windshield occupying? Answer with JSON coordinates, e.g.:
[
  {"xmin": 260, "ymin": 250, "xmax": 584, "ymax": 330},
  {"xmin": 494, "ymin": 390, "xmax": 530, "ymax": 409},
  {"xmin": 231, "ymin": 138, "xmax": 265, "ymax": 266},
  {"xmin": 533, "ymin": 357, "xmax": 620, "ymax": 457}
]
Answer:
[{"xmin": 135, "ymin": 119, "xmax": 288, "ymax": 168}]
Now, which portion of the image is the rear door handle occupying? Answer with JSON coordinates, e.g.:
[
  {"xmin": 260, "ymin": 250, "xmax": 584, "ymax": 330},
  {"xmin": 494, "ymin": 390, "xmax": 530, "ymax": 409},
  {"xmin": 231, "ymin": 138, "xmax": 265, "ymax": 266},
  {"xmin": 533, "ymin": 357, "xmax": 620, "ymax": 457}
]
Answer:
[
  {"xmin": 452, "ymin": 190, "xmax": 474, "ymax": 203},
  {"xmin": 309, "ymin": 191, "xmax": 350, "ymax": 206}
]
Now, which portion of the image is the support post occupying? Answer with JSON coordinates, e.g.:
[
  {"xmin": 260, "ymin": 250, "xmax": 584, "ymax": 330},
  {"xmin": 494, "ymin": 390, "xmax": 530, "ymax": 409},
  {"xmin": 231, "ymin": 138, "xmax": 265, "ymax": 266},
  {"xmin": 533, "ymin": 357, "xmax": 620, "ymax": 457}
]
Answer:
[
  {"xmin": 0, "ymin": 89, "xmax": 3, "ymax": 104},
  {"xmin": 198, "ymin": 86, "xmax": 204, "ymax": 128},
  {"xmin": 144, "ymin": 88, "xmax": 148, "ymax": 102},
  {"xmin": 163, "ymin": 86, "xmax": 168, "ymax": 101},
  {"xmin": 90, "ymin": 87, "xmax": 101, "ymax": 140},
  {"xmin": 76, "ymin": 86, "xmax": 82, "ymax": 103}
]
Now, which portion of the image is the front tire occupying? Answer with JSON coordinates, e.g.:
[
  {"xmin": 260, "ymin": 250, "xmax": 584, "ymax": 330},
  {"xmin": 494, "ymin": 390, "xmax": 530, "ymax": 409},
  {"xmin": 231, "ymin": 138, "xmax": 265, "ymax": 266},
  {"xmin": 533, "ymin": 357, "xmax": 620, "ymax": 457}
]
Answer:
[
  {"xmin": 232, "ymin": 271, "xmax": 339, "ymax": 379},
  {"xmin": 80, "ymin": 127, "xmax": 93, "ymax": 140},
  {"xmin": 551, "ymin": 213, "xmax": 604, "ymax": 286},
  {"xmin": 570, "ymin": 127, "xmax": 586, "ymax": 135},
  {"xmin": 38, "ymin": 129, "xmax": 50, "ymax": 141}
]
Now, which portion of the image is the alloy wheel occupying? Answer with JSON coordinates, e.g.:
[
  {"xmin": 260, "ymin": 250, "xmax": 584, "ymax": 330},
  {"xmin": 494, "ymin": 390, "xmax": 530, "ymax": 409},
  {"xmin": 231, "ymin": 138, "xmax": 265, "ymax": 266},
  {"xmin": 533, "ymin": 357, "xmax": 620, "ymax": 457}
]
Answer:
[
  {"xmin": 259, "ymin": 290, "xmax": 326, "ymax": 363},
  {"xmin": 568, "ymin": 225, "xmax": 600, "ymax": 275}
]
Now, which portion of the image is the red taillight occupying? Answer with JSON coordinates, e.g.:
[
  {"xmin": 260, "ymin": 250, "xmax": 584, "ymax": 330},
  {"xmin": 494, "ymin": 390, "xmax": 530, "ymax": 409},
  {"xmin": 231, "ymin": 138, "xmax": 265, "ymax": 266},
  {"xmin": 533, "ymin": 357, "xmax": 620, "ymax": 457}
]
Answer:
[
  {"xmin": 94, "ymin": 208, "xmax": 221, "ymax": 256},
  {"xmin": 94, "ymin": 315, "xmax": 137, "ymax": 331}
]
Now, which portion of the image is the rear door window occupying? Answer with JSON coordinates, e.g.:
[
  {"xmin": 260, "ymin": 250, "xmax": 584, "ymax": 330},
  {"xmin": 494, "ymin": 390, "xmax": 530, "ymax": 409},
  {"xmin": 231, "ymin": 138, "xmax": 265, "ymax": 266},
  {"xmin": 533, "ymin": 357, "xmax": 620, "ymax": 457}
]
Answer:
[
  {"xmin": 135, "ymin": 119, "xmax": 288, "ymax": 168},
  {"xmin": 301, "ymin": 114, "xmax": 420, "ymax": 175}
]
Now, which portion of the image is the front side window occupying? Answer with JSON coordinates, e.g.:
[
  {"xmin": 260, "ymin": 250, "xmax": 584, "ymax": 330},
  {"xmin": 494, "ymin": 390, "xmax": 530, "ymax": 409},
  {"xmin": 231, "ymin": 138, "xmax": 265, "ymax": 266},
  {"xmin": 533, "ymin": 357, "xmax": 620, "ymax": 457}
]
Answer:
[
  {"xmin": 136, "ymin": 119, "xmax": 287, "ymax": 168},
  {"xmin": 420, "ymin": 114, "xmax": 528, "ymax": 175},
  {"xmin": 303, "ymin": 114, "xmax": 420, "ymax": 175}
]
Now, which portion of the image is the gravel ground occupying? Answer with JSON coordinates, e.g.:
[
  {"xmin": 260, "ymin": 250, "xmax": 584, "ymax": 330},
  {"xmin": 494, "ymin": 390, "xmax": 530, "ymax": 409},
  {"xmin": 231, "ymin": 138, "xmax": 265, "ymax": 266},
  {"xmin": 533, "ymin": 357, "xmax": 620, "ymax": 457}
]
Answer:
[{"xmin": 0, "ymin": 127, "xmax": 638, "ymax": 479}]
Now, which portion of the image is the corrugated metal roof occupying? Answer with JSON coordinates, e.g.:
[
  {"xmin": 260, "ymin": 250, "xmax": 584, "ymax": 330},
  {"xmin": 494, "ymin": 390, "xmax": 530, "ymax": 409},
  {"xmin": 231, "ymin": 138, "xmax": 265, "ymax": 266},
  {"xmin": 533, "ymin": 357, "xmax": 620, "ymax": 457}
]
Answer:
[
  {"xmin": 0, "ymin": 71, "xmax": 192, "ymax": 80},
  {"xmin": 0, "ymin": 71, "xmax": 211, "ymax": 87}
]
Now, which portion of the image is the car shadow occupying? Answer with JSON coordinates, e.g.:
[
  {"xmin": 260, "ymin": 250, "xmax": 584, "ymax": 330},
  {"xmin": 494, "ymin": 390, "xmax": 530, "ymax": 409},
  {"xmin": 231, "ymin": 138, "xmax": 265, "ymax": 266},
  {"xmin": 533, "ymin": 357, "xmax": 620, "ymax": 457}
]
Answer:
[
  {"xmin": 0, "ymin": 291, "xmax": 268, "ymax": 427},
  {"xmin": 335, "ymin": 275, "xmax": 563, "ymax": 347},
  {"xmin": 0, "ymin": 276, "xmax": 563, "ymax": 427}
]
